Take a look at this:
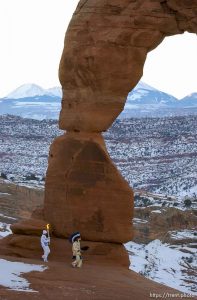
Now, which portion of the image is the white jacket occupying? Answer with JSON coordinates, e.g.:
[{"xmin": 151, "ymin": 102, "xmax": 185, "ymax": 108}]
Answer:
[{"xmin": 41, "ymin": 234, "xmax": 50, "ymax": 248}]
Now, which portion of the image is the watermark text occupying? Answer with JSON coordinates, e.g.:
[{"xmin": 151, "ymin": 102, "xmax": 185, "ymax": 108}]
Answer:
[{"xmin": 150, "ymin": 292, "xmax": 195, "ymax": 299}]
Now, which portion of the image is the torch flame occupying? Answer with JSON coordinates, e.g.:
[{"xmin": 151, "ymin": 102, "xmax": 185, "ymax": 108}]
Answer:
[{"xmin": 46, "ymin": 224, "xmax": 50, "ymax": 230}]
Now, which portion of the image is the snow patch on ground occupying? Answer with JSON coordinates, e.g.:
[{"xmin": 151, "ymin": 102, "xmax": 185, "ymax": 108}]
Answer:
[
  {"xmin": 133, "ymin": 218, "xmax": 148, "ymax": 224},
  {"xmin": 0, "ymin": 222, "xmax": 12, "ymax": 237},
  {"xmin": 151, "ymin": 210, "xmax": 162, "ymax": 214},
  {"xmin": 178, "ymin": 185, "xmax": 197, "ymax": 198},
  {"xmin": 0, "ymin": 259, "xmax": 47, "ymax": 292},
  {"xmin": 124, "ymin": 239, "xmax": 197, "ymax": 295},
  {"xmin": 169, "ymin": 229, "xmax": 197, "ymax": 240},
  {"xmin": 0, "ymin": 213, "xmax": 16, "ymax": 220},
  {"xmin": 0, "ymin": 192, "xmax": 11, "ymax": 196}
]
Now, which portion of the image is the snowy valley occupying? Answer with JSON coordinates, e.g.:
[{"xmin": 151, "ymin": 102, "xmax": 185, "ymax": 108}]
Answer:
[{"xmin": 1, "ymin": 114, "xmax": 196, "ymax": 206}]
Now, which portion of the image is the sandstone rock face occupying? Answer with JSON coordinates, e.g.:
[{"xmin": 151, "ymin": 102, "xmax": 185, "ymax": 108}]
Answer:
[
  {"xmin": 133, "ymin": 207, "xmax": 197, "ymax": 244},
  {"xmin": 1, "ymin": 234, "xmax": 129, "ymax": 268},
  {"xmin": 45, "ymin": 133, "xmax": 133, "ymax": 243},
  {"xmin": 11, "ymin": 218, "xmax": 47, "ymax": 236},
  {"xmin": 44, "ymin": 0, "xmax": 197, "ymax": 243},
  {"xmin": 0, "ymin": 179, "xmax": 43, "ymax": 220}
]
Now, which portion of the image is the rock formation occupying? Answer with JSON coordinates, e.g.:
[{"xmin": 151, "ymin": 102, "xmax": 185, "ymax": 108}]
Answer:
[
  {"xmin": 45, "ymin": 133, "xmax": 133, "ymax": 242},
  {"xmin": 0, "ymin": 3, "xmax": 196, "ymax": 298},
  {"xmin": 44, "ymin": 0, "xmax": 197, "ymax": 243},
  {"xmin": 133, "ymin": 207, "xmax": 197, "ymax": 244},
  {"xmin": 58, "ymin": 0, "xmax": 197, "ymax": 132},
  {"xmin": 0, "ymin": 179, "xmax": 43, "ymax": 220}
]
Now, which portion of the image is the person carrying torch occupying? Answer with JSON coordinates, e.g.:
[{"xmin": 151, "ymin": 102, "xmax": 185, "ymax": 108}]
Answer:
[{"xmin": 40, "ymin": 224, "xmax": 50, "ymax": 262}]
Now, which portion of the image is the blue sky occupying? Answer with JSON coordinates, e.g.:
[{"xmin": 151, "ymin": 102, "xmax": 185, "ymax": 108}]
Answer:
[{"xmin": 0, "ymin": 0, "xmax": 196, "ymax": 99}]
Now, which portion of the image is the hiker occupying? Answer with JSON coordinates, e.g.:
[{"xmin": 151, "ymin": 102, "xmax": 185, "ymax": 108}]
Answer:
[
  {"xmin": 71, "ymin": 232, "xmax": 82, "ymax": 268},
  {"xmin": 41, "ymin": 229, "xmax": 50, "ymax": 262}
]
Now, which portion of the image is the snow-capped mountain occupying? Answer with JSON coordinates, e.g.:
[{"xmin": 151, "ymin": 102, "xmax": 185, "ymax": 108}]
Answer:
[
  {"xmin": 5, "ymin": 84, "xmax": 46, "ymax": 99},
  {"xmin": 119, "ymin": 81, "xmax": 197, "ymax": 118},
  {"xmin": 46, "ymin": 87, "xmax": 62, "ymax": 98},
  {"xmin": 4, "ymin": 84, "xmax": 62, "ymax": 99},
  {"xmin": 0, "ymin": 96, "xmax": 61, "ymax": 120},
  {"xmin": 126, "ymin": 82, "xmax": 177, "ymax": 105},
  {"xmin": 177, "ymin": 93, "xmax": 197, "ymax": 107},
  {"xmin": 132, "ymin": 81, "xmax": 157, "ymax": 92},
  {"xmin": 0, "ymin": 84, "xmax": 62, "ymax": 120},
  {"xmin": 0, "ymin": 82, "xmax": 197, "ymax": 120}
]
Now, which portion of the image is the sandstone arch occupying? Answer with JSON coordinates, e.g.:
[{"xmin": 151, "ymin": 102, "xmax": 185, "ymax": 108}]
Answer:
[{"xmin": 44, "ymin": 0, "xmax": 197, "ymax": 243}]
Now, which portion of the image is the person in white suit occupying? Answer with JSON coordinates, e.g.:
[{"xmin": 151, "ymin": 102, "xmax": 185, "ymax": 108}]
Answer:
[{"xmin": 41, "ymin": 230, "xmax": 50, "ymax": 262}]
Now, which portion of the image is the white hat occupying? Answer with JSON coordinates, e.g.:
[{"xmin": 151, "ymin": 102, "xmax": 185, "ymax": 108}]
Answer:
[
  {"xmin": 43, "ymin": 230, "xmax": 47, "ymax": 234},
  {"xmin": 71, "ymin": 232, "xmax": 81, "ymax": 243}
]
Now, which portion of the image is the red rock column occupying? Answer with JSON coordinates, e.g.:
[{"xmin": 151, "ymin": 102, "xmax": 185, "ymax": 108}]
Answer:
[
  {"xmin": 45, "ymin": 132, "xmax": 133, "ymax": 243},
  {"xmin": 44, "ymin": 0, "xmax": 197, "ymax": 243}
]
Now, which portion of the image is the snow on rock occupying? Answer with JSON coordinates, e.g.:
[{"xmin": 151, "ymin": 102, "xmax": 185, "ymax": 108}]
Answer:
[
  {"xmin": 0, "ymin": 192, "xmax": 11, "ymax": 196},
  {"xmin": 0, "ymin": 222, "xmax": 12, "ymax": 237},
  {"xmin": 169, "ymin": 229, "xmax": 197, "ymax": 241},
  {"xmin": 133, "ymin": 218, "xmax": 148, "ymax": 224},
  {"xmin": 124, "ymin": 239, "xmax": 197, "ymax": 295},
  {"xmin": 0, "ymin": 213, "xmax": 16, "ymax": 221},
  {"xmin": 0, "ymin": 259, "xmax": 47, "ymax": 292}
]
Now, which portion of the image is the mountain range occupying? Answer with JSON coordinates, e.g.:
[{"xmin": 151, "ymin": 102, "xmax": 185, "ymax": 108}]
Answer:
[
  {"xmin": 0, "ymin": 82, "xmax": 196, "ymax": 119},
  {"xmin": 0, "ymin": 84, "xmax": 62, "ymax": 120},
  {"xmin": 120, "ymin": 82, "xmax": 197, "ymax": 118},
  {"xmin": 5, "ymin": 84, "xmax": 62, "ymax": 99}
]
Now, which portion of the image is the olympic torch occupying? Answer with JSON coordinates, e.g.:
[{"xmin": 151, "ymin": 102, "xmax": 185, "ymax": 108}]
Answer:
[{"xmin": 46, "ymin": 224, "xmax": 50, "ymax": 237}]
